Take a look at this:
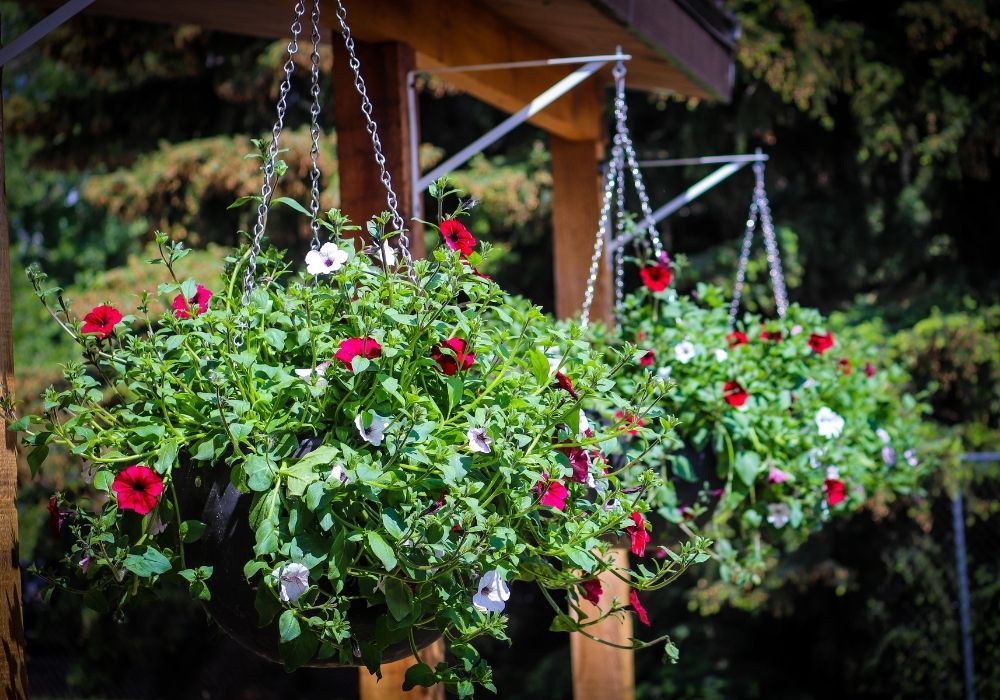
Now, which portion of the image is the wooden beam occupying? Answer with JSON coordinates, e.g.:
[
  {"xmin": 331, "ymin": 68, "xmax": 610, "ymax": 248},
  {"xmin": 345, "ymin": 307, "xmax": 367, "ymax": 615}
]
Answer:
[
  {"xmin": 551, "ymin": 120, "xmax": 612, "ymax": 322},
  {"xmin": 0, "ymin": 47, "xmax": 30, "ymax": 698},
  {"xmin": 54, "ymin": 0, "xmax": 604, "ymax": 142},
  {"xmin": 570, "ymin": 545, "xmax": 634, "ymax": 700},
  {"xmin": 358, "ymin": 639, "xmax": 446, "ymax": 700},
  {"xmin": 333, "ymin": 39, "xmax": 423, "ymax": 256}
]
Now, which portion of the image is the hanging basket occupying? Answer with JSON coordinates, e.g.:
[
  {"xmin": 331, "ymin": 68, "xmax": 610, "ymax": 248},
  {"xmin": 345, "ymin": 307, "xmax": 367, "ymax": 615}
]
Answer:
[{"xmin": 174, "ymin": 438, "xmax": 440, "ymax": 666}]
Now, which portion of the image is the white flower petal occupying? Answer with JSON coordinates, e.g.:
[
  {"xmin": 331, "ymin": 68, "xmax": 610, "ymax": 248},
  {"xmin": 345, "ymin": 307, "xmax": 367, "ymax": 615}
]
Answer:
[
  {"xmin": 473, "ymin": 569, "xmax": 510, "ymax": 613},
  {"xmin": 273, "ymin": 562, "xmax": 310, "ymax": 603},
  {"xmin": 674, "ymin": 341, "xmax": 696, "ymax": 364},
  {"xmin": 467, "ymin": 427, "xmax": 492, "ymax": 454},
  {"xmin": 355, "ymin": 412, "xmax": 390, "ymax": 447},
  {"xmin": 815, "ymin": 407, "xmax": 845, "ymax": 439},
  {"xmin": 713, "ymin": 348, "xmax": 728, "ymax": 362}
]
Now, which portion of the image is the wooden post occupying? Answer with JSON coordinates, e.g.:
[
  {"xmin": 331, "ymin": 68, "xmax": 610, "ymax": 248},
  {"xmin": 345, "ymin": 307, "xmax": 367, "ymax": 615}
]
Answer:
[
  {"xmin": 332, "ymin": 39, "xmax": 422, "ymax": 256},
  {"xmin": 358, "ymin": 640, "xmax": 446, "ymax": 700},
  {"xmin": 551, "ymin": 134, "xmax": 613, "ymax": 323},
  {"xmin": 570, "ymin": 545, "xmax": 634, "ymax": 700},
  {"xmin": 0, "ymin": 49, "xmax": 30, "ymax": 698}
]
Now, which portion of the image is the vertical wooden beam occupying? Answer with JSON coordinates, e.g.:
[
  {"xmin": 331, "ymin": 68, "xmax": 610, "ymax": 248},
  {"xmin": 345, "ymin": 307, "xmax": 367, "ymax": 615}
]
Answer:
[
  {"xmin": 570, "ymin": 545, "xmax": 634, "ymax": 700},
  {"xmin": 551, "ymin": 129, "xmax": 612, "ymax": 323},
  {"xmin": 333, "ymin": 39, "xmax": 422, "ymax": 256},
  {"xmin": 358, "ymin": 640, "xmax": 446, "ymax": 700},
  {"xmin": 0, "ymin": 47, "xmax": 30, "ymax": 698}
]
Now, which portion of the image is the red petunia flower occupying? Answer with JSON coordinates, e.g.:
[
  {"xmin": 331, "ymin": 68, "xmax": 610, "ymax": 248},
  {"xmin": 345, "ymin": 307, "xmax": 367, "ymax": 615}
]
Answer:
[
  {"xmin": 551, "ymin": 371, "xmax": 578, "ymax": 400},
  {"xmin": 837, "ymin": 358, "xmax": 853, "ymax": 376},
  {"xmin": 172, "ymin": 284, "xmax": 212, "ymax": 319},
  {"xmin": 864, "ymin": 361, "xmax": 876, "ymax": 378},
  {"xmin": 112, "ymin": 465, "xmax": 164, "ymax": 516},
  {"xmin": 824, "ymin": 478, "xmax": 846, "ymax": 506},
  {"xmin": 629, "ymin": 589, "xmax": 651, "ymax": 626},
  {"xmin": 81, "ymin": 305, "xmax": 123, "ymax": 339},
  {"xmin": 560, "ymin": 447, "xmax": 591, "ymax": 484},
  {"xmin": 48, "ymin": 496, "xmax": 69, "ymax": 539},
  {"xmin": 639, "ymin": 263, "xmax": 672, "ymax": 292},
  {"xmin": 536, "ymin": 478, "xmax": 568, "ymax": 511},
  {"xmin": 726, "ymin": 330, "xmax": 749, "ymax": 348},
  {"xmin": 335, "ymin": 337, "xmax": 382, "ymax": 369},
  {"xmin": 807, "ymin": 331, "xmax": 835, "ymax": 355},
  {"xmin": 614, "ymin": 411, "xmax": 645, "ymax": 436},
  {"xmin": 639, "ymin": 350, "xmax": 656, "ymax": 367},
  {"xmin": 759, "ymin": 328, "xmax": 783, "ymax": 343},
  {"xmin": 626, "ymin": 511, "xmax": 650, "ymax": 556},
  {"xmin": 431, "ymin": 337, "xmax": 475, "ymax": 376},
  {"xmin": 580, "ymin": 579, "xmax": 603, "ymax": 606},
  {"xmin": 723, "ymin": 381, "xmax": 749, "ymax": 408},
  {"xmin": 439, "ymin": 219, "xmax": 477, "ymax": 256}
]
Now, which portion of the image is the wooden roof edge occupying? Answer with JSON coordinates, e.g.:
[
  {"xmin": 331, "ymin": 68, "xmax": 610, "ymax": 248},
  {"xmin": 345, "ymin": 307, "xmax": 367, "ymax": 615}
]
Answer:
[{"xmin": 592, "ymin": 0, "xmax": 739, "ymax": 101}]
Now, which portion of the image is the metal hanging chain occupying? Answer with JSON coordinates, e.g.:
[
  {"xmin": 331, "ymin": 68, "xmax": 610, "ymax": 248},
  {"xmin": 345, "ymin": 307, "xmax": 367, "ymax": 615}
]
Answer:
[
  {"xmin": 333, "ymin": 0, "xmax": 413, "ymax": 275},
  {"xmin": 727, "ymin": 161, "xmax": 788, "ymax": 327},
  {"xmin": 307, "ymin": 0, "xmax": 323, "ymax": 251},
  {"xmin": 241, "ymin": 0, "xmax": 306, "ymax": 309},
  {"xmin": 613, "ymin": 142, "xmax": 627, "ymax": 312},
  {"xmin": 755, "ymin": 161, "xmax": 788, "ymax": 318},
  {"xmin": 580, "ymin": 153, "xmax": 621, "ymax": 327},
  {"xmin": 728, "ymin": 197, "xmax": 759, "ymax": 328}
]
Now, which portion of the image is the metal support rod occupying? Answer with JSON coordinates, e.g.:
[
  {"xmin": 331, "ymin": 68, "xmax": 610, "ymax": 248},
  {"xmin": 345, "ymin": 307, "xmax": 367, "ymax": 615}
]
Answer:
[
  {"xmin": 0, "ymin": 0, "xmax": 95, "ymax": 67},
  {"xmin": 407, "ymin": 52, "xmax": 630, "ymax": 218},
  {"xmin": 951, "ymin": 492, "xmax": 976, "ymax": 700},
  {"xmin": 609, "ymin": 160, "xmax": 750, "ymax": 252},
  {"xmin": 638, "ymin": 153, "xmax": 769, "ymax": 167}
]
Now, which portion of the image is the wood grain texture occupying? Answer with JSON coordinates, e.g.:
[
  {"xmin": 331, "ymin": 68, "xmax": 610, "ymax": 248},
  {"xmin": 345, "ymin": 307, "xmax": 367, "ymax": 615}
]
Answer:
[
  {"xmin": 332, "ymin": 39, "xmax": 423, "ymax": 257},
  {"xmin": 551, "ymin": 131, "xmax": 612, "ymax": 323},
  {"xmin": 358, "ymin": 639, "xmax": 446, "ymax": 700},
  {"xmin": 570, "ymin": 545, "xmax": 634, "ymax": 700},
  {"xmin": 0, "ymin": 57, "xmax": 30, "ymax": 698}
]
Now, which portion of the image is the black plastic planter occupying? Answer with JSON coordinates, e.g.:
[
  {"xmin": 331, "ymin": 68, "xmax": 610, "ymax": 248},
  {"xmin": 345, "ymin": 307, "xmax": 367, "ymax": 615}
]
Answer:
[{"xmin": 174, "ymin": 437, "xmax": 440, "ymax": 667}]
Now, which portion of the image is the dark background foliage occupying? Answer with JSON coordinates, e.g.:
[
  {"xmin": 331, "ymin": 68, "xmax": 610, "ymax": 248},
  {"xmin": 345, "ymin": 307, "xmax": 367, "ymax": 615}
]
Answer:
[{"xmin": 4, "ymin": 0, "xmax": 998, "ymax": 697}]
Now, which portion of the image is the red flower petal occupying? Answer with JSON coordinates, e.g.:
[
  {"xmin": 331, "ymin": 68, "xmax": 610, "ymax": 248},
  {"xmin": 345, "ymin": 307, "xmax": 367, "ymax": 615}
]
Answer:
[
  {"xmin": 112, "ymin": 465, "xmax": 164, "ymax": 515},
  {"xmin": 334, "ymin": 337, "xmax": 382, "ymax": 370},
  {"xmin": 807, "ymin": 331, "xmax": 835, "ymax": 354},
  {"xmin": 172, "ymin": 284, "xmax": 213, "ymax": 319},
  {"xmin": 824, "ymin": 478, "xmax": 846, "ymax": 506},
  {"xmin": 723, "ymin": 381, "xmax": 749, "ymax": 408},
  {"xmin": 639, "ymin": 264, "xmax": 671, "ymax": 292},
  {"xmin": 439, "ymin": 219, "xmax": 477, "ymax": 256},
  {"xmin": 626, "ymin": 511, "xmax": 650, "ymax": 556},
  {"xmin": 536, "ymin": 479, "xmax": 568, "ymax": 510},
  {"xmin": 629, "ymin": 589, "xmax": 651, "ymax": 627},
  {"xmin": 431, "ymin": 337, "xmax": 475, "ymax": 375},
  {"xmin": 81, "ymin": 305, "xmax": 124, "ymax": 339},
  {"xmin": 726, "ymin": 331, "xmax": 749, "ymax": 348},
  {"xmin": 639, "ymin": 350, "xmax": 656, "ymax": 367},
  {"xmin": 580, "ymin": 579, "xmax": 603, "ymax": 606}
]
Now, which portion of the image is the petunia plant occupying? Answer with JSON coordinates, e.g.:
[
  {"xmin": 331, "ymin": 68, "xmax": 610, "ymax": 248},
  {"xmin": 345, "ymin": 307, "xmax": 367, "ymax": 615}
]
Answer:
[
  {"xmin": 584, "ymin": 273, "xmax": 937, "ymax": 587},
  {"xmin": 18, "ymin": 181, "xmax": 709, "ymax": 696}
]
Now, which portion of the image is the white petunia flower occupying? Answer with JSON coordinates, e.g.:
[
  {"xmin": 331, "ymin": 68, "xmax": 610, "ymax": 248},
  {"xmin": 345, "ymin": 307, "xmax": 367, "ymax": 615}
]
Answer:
[
  {"xmin": 329, "ymin": 463, "xmax": 349, "ymax": 484},
  {"xmin": 657, "ymin": 366, "xmax": 672, "ymax": 380},
  {"xmin": 713, "ymin": 348, "xmax": 728, "ymax": 362},
  {"xmin": 273, "ymin": 562, "xmax": 310, "ymax": 603},
  {"xmin": 295, "ymin": 361, "xmax": 330, "ymax": 388},
  {"xmin": 815, "ymin": 407, "xmax": 845, "ymax": 439},
  {"xmin": 473, "ymin": 569, "xmax": 510, "ymax": 613},
  {"xmin": 882, "ymin": 446, "xmax": 897, "ymax": 466},
  {"xmin": 305, "ymin": 242, "xmax": 349, "ymax": 275},
  {"xmin": 876, "ymin": 428, "xmax": 891, "ymax": 444},
  {"xmin": 790, "ymin": 324, "xmax": 803, "ymax": 336},
  {"xmin": 355, "ymin": 412, "xmax": 391, "ymax": 447},
  {"xmin": 378, "ymin": 240, "xmax": 396, "ymax": 267},
  {"xmin": 579, "ymin": 410, "xmax": 591, "ymax": 437},
  {"xmin": 826, "ymin": 466, "xmax": 841, "ymax": 480},
  {"xmin": 767, "ymin": 503, "xmax": 791, "ymax": 528},
  {"xmin": 467, "ymin": 427, "xmax": 492, "ymax": 454},
  {"xmin": 904, "ymin": 449, "xmax": 919, "ymax": 467},
  {"xmin": 674, "ymin": 341, "xmax": 697, "ymax": 364}
]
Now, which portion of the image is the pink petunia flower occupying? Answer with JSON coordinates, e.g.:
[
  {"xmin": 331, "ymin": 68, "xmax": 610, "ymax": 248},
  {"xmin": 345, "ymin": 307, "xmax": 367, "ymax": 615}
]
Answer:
[
  {"xmin": 81, "ymin": 305, "xmax": 123, "ymax": 339},
  {"xmin": 172, "ymin": 284, "xmax": 212, "ymax": 319},
  {"xmin": 626, "ymin": 511, "xmax": 650, "ymax": 556},
  {"xmin": 335, "ymin": 337, "xmax": 382, "ymax": 370},
  {"xmin": 536, "ymin": 478, "xmax": 568, "ymax": 511},
  {"xmin": 439, "ymin": 219, "xmax": 477, "ymax": 256},
  {"xmin": 431, "ymin": 337, "xmax": 475, "ymax": 376},
  {"xmin": 629, "ymin": 589, "xmax": 651, "ymax": 626},
  {"xmin": 580, "ymin": 579, "xmax": 603, "ymax": 606},
  {"xmin": 112, "ymin": 465, "xmax": 164, "ymax": 515}
]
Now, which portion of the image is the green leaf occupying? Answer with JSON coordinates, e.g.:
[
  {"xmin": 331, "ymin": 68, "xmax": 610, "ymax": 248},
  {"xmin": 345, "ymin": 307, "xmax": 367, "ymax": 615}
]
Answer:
[
  {"xmin": 124, "ymin": 545, "xmax": 172, "ymax": 577},
  {"xmin": 273, "ymin": 196, "xmax": 312, "ymax": 217},
  {"xmin": 8, "ymin": 416, "xmax": 30, "ymax": 432},
  {"xmin": 528, "ymin": 348, "xmax": 552, "ymax": 386},
  {"xmin": 93, "ymin": 469, "xmax": 114, "ymax": 492},
  {"xmin": 180, "ymin": 278, "xmax": 198, "ymax": 301},
  {"xmin": 734, "ymin": 452, "xmax": 762, "ymax": 487},
  {"xmin": 180, "ymin": 520, "xmax": 207, "ymax": 543},
  {"xmin": 402, "ymin": 663, "xmax": 437, "ymax": 691},
  {"xmin": 191, "ymin": 438, "xmax": 218, "ymax": 462},
  {"xmin": 671, "ymin": 454, "xmax": 697, "ymax": 482},
  {"xmin": 245, "ymin": 454, "xmax": 278, "ymax": 492},
  {"xmin": 279, "ymin": 609, "xmax": 301, "ymax": 642},
  {"xmin": 27, "ymin": 445, "xmax": 49, "ymax": 477},
  {"xmin": 154, "ymin": 440, "xmax": 180, "ymax": 475},
  {"xmin": 280, "ymin": 626, "xmax": 319, "ymax": 672},
  {"xmin": 366, "ymin": 531, "xmax": 397, "ymax": 571},
  {"xmin": 549, "ymin": 614, "xmax": 582, "ymax": 633},
  {"xmin": 446, "ymin": 375, "xmax": 464, "ymax": 413},
  {"xmin": 262, "ymin": 328, "xmax": 287, "ymax": 351},
  {"xmin": 565, "ymin": 547, "xmax": 597, "ymax": 572},
  {"xmin": 382, "ymin": 578, "xmax": 413, "ymax": 621}
]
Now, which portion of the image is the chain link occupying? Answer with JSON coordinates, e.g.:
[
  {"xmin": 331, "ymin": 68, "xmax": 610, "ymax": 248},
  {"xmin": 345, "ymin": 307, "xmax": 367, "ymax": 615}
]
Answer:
[
  {"xmin": 237, "ymin": 0, "xmax": 306, "ymax": 345},
  {"xmin": 307, "ymin": 0, "xmax": 323, "ymax": 251},
  {"xmin": 728, "ymin": 161, "xmax": 788, "ymax": 327},
  {"xmin": 580, "ymin": 156, "xmax": 620, "ymax": 327},
  {"xmin": 333, "ymin": 0, "xmax": 414, "ymax": 278}
]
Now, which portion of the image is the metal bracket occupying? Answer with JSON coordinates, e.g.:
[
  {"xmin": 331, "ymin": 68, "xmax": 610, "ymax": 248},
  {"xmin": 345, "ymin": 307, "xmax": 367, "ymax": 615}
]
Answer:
[
  {"xmin": 608, "ymin": 150, "xmax": 769, "ymax": 253},
  {"xmin": 406, "ymin": 52, "xmax": 631, "ymax": 218},
  {"xmin": 0, "ymin": 0, "xmax": 96, "ymax": 67}
]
